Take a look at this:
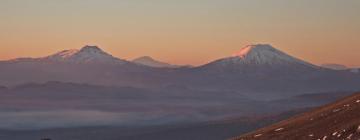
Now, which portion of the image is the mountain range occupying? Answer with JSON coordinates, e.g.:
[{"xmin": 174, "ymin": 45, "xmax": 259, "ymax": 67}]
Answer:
[
  {"xmin": 0, "ymin": 44, "xmax": 359, "ymax": 139},
  {"xmin": 0, "ymin": 44, "xmax": 359, "ymax": 98}
]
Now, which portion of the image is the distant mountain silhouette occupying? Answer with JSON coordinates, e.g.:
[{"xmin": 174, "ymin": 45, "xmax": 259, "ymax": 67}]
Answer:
[{"xmin": 132, "ymin": 56, "xmax": 180, "ymax": 68}]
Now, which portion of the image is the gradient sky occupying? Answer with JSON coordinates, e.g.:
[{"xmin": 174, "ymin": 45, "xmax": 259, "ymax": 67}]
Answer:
[{"xmin": 0, "ymin": 0, "xmax": 359, "ymax": 66}]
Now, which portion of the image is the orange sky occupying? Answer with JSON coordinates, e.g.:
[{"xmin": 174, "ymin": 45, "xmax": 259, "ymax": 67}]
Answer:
[{"xmin": 0, "ymin": 0, "xmax": 359, "ymax": 67}]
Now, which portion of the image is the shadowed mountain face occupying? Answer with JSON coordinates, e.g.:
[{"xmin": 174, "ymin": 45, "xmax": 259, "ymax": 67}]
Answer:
[
  {"xmin": 0, "ymin": 44, "xmax": 359, "ymax": 99},
  {"xmin": 233, "ymin": 92, "xmax": 360, "ymax": 140}
]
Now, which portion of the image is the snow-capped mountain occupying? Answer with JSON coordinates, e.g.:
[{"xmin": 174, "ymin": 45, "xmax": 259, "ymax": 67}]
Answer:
[
  {"xmin": 189, "ymin": 44, "xmax": 359, "ymax": 96},
  {"xmin": 232, "ymin": 44, "xmax": 311, "ymax": 65},
  {"xmin": 199, "ymin": 44, "xmax": 318, "ymax": 73},
  {"xmin": 43, "ymin": 45, "xmax": 127, "ymax": 64},
  {"xmin": 132, "ymin": 56, "xmax": 179, "ymax": 68},
  {"xmin": 321, "ymin": 63, "xmax": 348, "ymax": 70}
]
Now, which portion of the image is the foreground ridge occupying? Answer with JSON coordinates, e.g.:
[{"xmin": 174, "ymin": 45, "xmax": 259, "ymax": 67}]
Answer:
[{"xmin": 231, "ymin": 92, "xmax": 360, "ymax": 140}]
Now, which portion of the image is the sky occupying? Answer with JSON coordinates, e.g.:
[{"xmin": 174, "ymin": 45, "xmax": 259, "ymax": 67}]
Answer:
[{"xmin": 0, "ymin": 0, "xmax": 359, "ymax": 67}]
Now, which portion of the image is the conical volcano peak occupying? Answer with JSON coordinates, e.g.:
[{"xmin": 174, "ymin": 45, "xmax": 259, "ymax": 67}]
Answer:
[
  {"xmin": 233, "ymin": 44, "xmax": 278, "ymax": 58},
  {"xmin": 43, "ymin": 45, "xmax": 127, "ymax": 64},
  {"xmin": 207, "ymin": 44, "xmax": 317, "ymax": 67},
  {"xmin": 80, "ymin": 45, "xmax": 104, "ymax": 53},
  {"xmin": 231, "ymin": 44, "xmax": 297, "ymax": 64}
]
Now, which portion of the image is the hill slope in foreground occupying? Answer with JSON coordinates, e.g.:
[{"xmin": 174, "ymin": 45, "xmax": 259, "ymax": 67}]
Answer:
[{"xmin": 232, "ymin": 92, "xmax": 360, "ymax": 140}]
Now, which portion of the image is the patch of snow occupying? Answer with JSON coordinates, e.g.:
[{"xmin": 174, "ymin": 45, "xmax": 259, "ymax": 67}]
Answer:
[
  {"xmin": 275, "ymin": 128, "xmax": 284, "ymax": 132},
  {"xmin": 45, "ymin": 49, "xmax": 79, "ymax": 61},
  {"xmin": 322, "ymin": 135, "xmax": 327, "ymax": 140},
  {"xmin": 254, "ymin": 134, "xmax": 262, "ymax": 137},
  {"xmin": 356, "ymin": 100, "xmax": 360, "ymax": 103},
  {"xmin": 337, "ymin": 133, "xmax": 341, "ymax": 137},
  {"xmin": 332, "ymin": 132, "xmax": 338, "ymax": 136},
  {"xmin": 333, "ymin": 109, "xmax": 341, "ymax": 112},
  {"xmin": 346, "ymin": 134, "xmax": 353, "ymax": 139},
  {"xmin": 308, "ymin": 134, "xmax": 314, "ymax": 137}
]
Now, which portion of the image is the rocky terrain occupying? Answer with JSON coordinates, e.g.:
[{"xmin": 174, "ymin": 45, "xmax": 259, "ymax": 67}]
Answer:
[{"xmin": 232, "ymin": 92, "xmax": 360, "ymax": 140}]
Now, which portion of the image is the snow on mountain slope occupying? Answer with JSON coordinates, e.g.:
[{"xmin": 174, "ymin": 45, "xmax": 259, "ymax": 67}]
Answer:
[
  {"xmin": 45, "ymin": 49, "xmax": 79, "ymax": 61},
  {"xmin": 230, "ymin": 44, "xmax": 315, "ymax": 66},
  {"xmin": 132, "ymin": 56, "xmax": 179, "ymax": 68},
  {"xmin": 200, "ymin": 44, "xmax": 319, "ymax": 71},
  {"xmin": 43, "ymin": 45, "xmax": 127, "ymax": 64}
]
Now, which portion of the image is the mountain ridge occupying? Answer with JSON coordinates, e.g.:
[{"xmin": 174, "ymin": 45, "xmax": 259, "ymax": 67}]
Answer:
[
  {"xmin": 232, "ymin": 92, "xmax": 360, "ymax": 140},
  {"xmin": 132, "ymin": 56, "xmax": 180, "ymax": 68},
  {"xmin": 43, "ymin": 45, "xmax": 127, "ymax": 64}
]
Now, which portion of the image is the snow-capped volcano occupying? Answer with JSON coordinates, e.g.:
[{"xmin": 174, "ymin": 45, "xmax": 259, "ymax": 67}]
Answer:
[
  {"xmin": 231, "ymin": 44, "xmax": 314, "ymax": 66},
  {"xmin": 208, "ymin": 44, "xmax": 314, "ymax": 67},
  {"xmin": 132, "ymin": 56, "xmax": 179, "ymax": 68},
  {"xmin": 200, "ymin": 44, "xmax": 318, "ymax": 72},
  {"xmin": 44, "ymin": 45, "xmax": 127, "ymax": 64}
]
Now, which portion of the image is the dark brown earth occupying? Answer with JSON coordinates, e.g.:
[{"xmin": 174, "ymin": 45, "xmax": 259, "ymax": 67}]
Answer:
[{"xmin": 231, "ymin": 92, "xmax": 360, "ymax": 140}]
